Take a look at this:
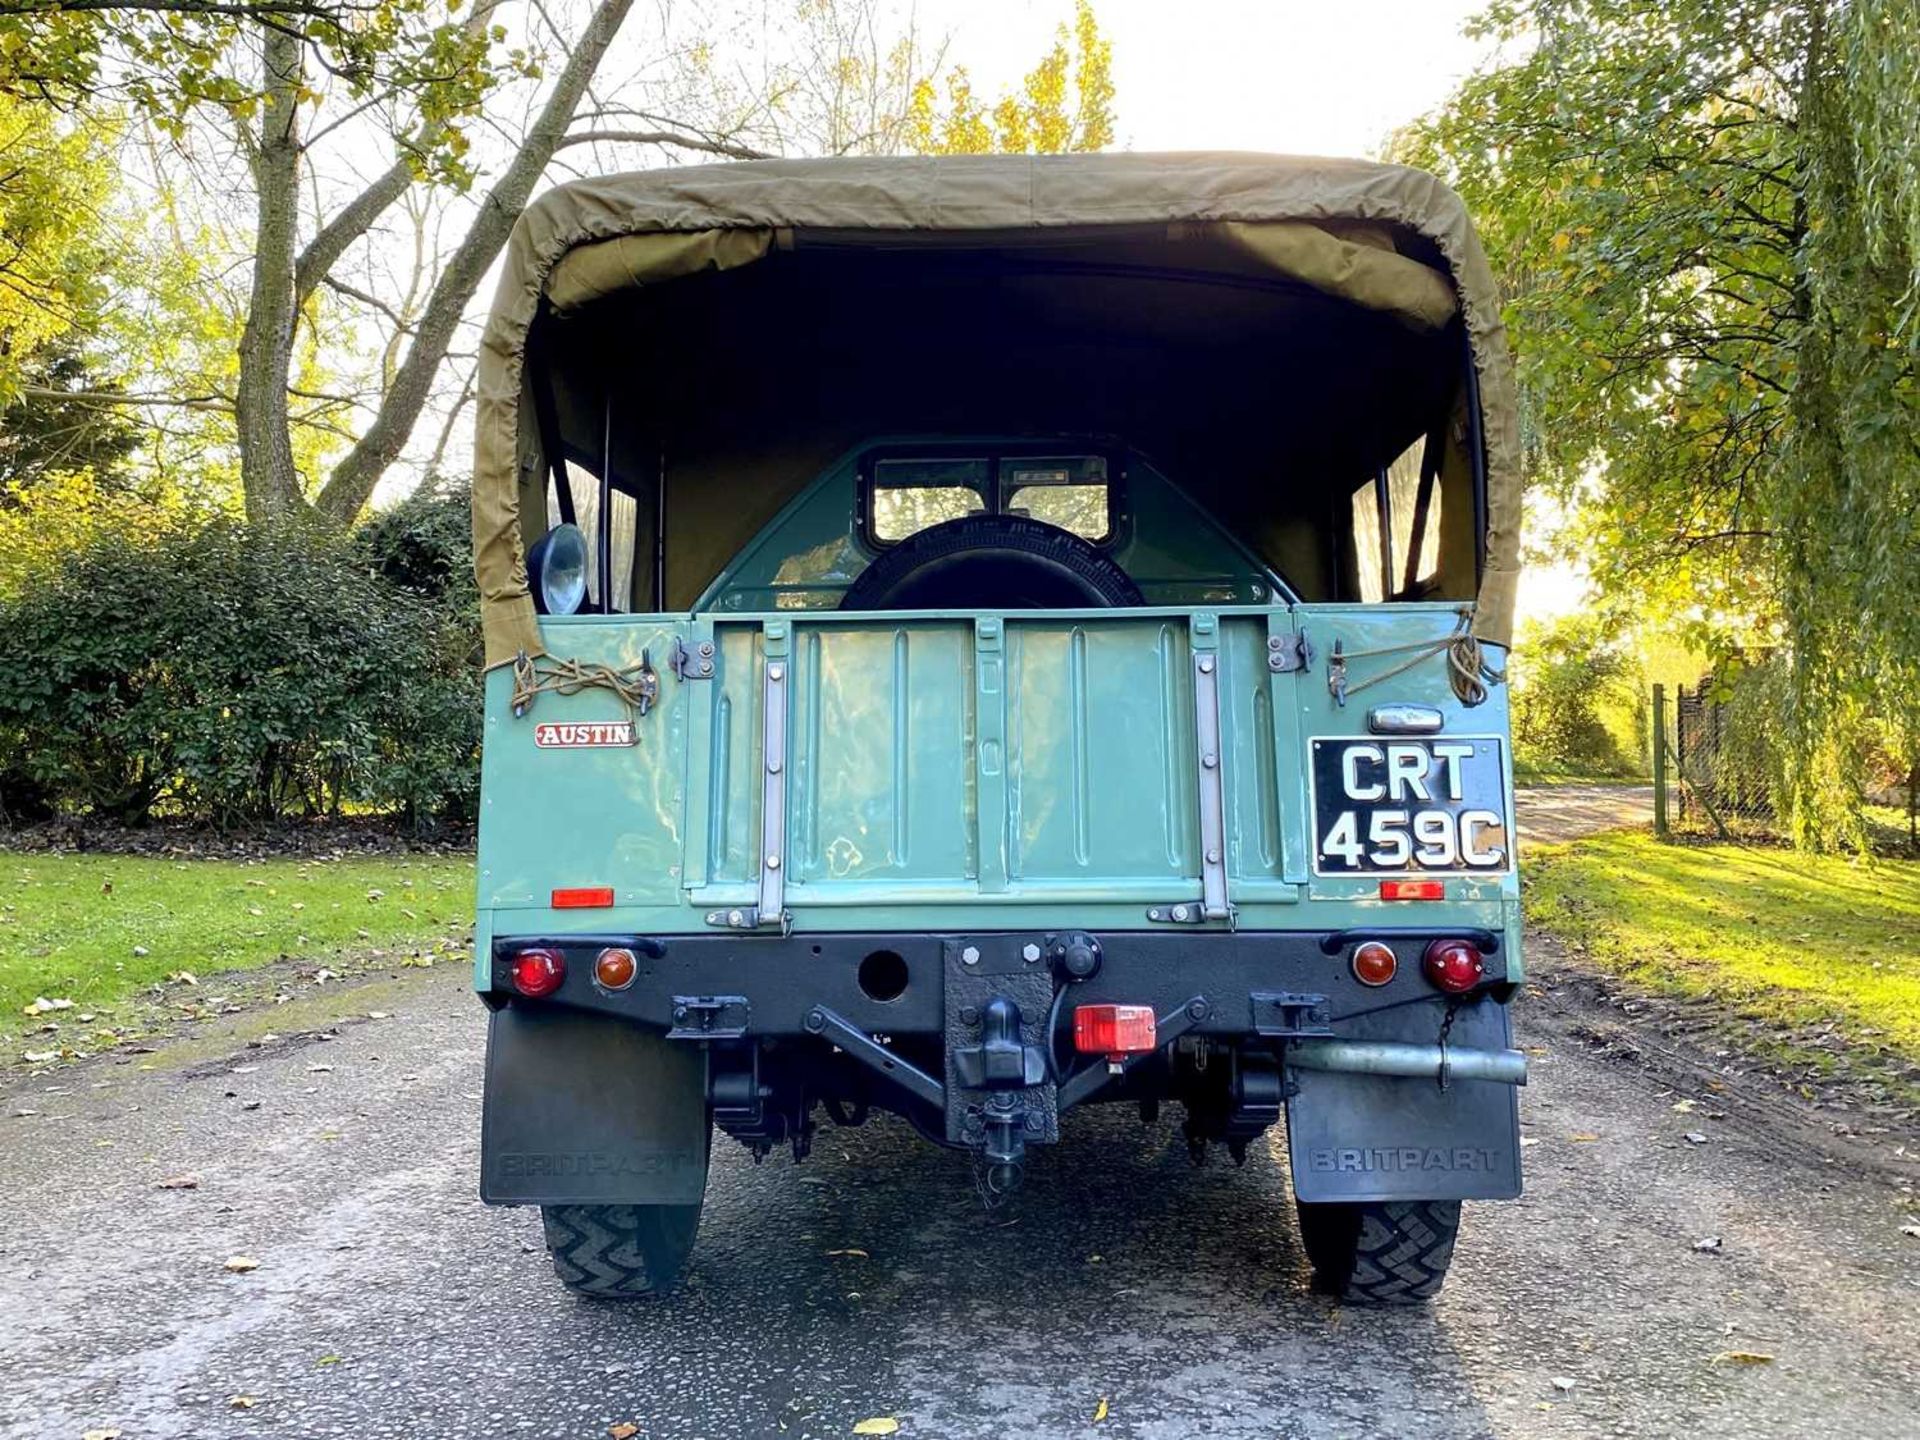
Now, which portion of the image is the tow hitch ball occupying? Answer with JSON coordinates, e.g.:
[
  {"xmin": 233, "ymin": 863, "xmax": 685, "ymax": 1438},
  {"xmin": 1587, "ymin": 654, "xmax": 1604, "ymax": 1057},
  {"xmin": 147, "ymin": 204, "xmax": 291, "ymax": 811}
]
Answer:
[{"xmin": 954, "ymin": 994, "xmax": 1049, "ymax": 1195}]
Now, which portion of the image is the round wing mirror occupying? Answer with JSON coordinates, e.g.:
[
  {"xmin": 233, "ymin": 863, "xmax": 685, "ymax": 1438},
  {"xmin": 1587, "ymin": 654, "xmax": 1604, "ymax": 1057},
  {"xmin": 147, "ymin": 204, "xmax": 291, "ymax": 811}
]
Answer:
[{"xmin": 526, "ymin": 523, "xmax": 588, "ymax": 616}]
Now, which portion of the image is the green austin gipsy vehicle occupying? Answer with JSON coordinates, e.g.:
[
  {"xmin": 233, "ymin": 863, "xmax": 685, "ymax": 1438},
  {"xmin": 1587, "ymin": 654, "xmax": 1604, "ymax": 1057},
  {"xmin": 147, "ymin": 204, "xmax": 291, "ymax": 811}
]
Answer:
[{"xmin": 470, "ymin": 153, "xmax": 1527, "ymax": 1304}]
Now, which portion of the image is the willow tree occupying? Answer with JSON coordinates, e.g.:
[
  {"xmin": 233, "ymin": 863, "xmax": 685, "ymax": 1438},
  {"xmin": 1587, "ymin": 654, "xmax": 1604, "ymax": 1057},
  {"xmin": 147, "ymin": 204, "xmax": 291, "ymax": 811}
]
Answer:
[{"xmin": 1399, "ymin": 0, "xmax": 1920, "ymax": 845}]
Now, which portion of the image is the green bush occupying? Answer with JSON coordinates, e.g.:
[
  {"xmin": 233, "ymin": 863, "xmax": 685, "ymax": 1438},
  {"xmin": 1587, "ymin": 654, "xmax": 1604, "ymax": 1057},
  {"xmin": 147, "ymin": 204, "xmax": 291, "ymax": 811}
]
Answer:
[
  {"xmin": 1510, "ymin": 614, "xmax": 1646, "ymax": 778},
  {"xmin": 352, "ymin": 475, "xmax": 478, "ymax": 613},
  {"xmin": 0, "ymin": 514, "xmax": 478, "ymax": 828}
]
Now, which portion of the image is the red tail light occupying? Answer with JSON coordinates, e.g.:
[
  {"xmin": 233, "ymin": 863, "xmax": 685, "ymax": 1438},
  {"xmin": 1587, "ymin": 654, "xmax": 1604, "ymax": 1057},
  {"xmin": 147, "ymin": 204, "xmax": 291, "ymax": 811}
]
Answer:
[
  {"xmin": 1381, "ymin": 879, "xmax": 1445, "ymax": 901},
  {"xmin": 1423, "ymin": 938, "xmax": 1485, "ymax": 994},
  {"xmin": 510, "ymin": 947, "xmax": 566, "ymax": 998},
  {"xmin": 1073, "ymin": 1003, "xmax": 1157, "ymax": 1056}
]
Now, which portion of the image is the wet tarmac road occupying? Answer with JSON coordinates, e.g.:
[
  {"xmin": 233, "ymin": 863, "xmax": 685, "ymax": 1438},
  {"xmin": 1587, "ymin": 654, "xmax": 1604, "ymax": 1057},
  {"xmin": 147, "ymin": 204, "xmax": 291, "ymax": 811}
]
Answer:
[{"xmin": 3, "ymin": 935, "xmax": 1916, "ymax": 1440}]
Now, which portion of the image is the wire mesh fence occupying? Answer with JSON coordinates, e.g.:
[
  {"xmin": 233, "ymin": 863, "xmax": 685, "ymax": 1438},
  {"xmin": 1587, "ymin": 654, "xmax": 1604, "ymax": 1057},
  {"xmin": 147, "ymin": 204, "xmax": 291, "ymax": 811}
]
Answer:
[{"xmin": 1653, "ymin": 680, "xmax": 1781, "ymax": 840}]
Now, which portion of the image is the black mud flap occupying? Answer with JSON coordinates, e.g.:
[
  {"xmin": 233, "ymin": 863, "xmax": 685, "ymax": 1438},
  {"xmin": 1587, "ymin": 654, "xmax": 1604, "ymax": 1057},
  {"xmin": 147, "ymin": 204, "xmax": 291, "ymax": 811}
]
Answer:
[
  {"xmin": 480, "ymin": 1006, "xmax": 709, "ymax": 1206},
  {"xmin": 1285, "ymin": 997, "xmax": 1522, "ymax": 1203}
]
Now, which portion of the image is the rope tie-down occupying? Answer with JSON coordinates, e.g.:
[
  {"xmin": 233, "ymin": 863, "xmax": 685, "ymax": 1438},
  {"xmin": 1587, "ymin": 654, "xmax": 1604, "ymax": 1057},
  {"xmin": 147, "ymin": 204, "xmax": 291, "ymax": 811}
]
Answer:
[
  {"xmin": 510, "ymin": 650, "xmax": 661, "ymax": 723},
  {"xmin": 1326, "ymin": 610, "xmax": 1507, "ymax": 708}
]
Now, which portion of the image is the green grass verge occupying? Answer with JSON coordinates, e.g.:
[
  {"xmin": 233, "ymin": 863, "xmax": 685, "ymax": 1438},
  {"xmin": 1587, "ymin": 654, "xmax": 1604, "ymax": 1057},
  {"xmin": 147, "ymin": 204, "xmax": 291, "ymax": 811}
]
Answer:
[
  {"xmin": 0, "ymin": 852, "xmax": 474, "ymax": 1050},
  {"xmin": 1525, "ymin": 831, "xmax": 1920, "ymax": 1088}
]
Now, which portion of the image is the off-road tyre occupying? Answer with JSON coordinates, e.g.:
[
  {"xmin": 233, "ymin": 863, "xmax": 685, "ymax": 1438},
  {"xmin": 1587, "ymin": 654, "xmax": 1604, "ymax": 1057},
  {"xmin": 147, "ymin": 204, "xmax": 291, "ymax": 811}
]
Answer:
[
  {"xmin": 541, "ymin": 1202, "xmax": 702, "ymax": 1299},
  {"xmin": 841, "ymin": 515, "xmax": 1143, "ymax": 611},
  {"xmin": 1295, "ymin": 1199, "xmax": 1460, "ymax": 1304}
]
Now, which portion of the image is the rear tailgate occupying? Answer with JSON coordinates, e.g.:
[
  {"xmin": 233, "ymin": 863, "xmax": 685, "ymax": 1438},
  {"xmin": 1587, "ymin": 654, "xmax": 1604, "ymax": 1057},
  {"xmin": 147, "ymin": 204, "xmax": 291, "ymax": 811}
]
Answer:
[{"xmin": 476, "ymin": 604, "xmax": 1515, "ymax": 938}]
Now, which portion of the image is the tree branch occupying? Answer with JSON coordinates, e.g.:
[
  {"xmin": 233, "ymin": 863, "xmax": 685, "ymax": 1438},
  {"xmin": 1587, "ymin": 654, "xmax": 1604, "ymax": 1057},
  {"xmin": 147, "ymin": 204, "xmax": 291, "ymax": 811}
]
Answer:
[{"xmin": 556, "ymin": 127, "xmax": 773, "ymax": 160}]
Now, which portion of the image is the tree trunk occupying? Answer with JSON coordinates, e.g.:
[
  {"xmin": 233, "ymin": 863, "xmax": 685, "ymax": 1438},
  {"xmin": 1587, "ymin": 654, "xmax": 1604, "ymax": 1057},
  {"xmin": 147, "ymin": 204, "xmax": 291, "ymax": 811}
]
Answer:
[
  {"xmin": 314, "ymin": 0, "xmax": 637, "ymax": 521},
  {"xmin": 236, "ymin": 22, "xmax": 306, "ymax": 521}
]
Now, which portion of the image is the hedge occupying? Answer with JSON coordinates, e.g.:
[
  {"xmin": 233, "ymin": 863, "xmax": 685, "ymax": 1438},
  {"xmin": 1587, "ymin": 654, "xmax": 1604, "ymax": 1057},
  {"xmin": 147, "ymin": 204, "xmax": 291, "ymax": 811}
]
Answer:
[{"xmin": 0, "ymin": 494, "xmax": 480, "ymax": 829}]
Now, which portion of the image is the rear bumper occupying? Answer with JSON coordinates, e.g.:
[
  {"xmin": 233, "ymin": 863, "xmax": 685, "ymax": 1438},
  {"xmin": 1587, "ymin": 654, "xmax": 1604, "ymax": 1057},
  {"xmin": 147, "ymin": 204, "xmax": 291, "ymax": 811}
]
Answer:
[
  {"xmin": 480, "ymin": 927, "xmax": 1525, "ymax": 1205},
  {"xmin": 480, "ymin": 927, "xmax": 1513, "ymax": 1041}
]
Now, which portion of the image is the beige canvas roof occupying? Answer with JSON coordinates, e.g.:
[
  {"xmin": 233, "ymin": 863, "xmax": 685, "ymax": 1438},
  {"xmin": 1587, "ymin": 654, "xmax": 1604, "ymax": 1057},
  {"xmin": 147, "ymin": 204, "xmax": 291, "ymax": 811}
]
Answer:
[{"xmin": 473, "ymin": 152, "xmax": 1520, "ymax": 667}]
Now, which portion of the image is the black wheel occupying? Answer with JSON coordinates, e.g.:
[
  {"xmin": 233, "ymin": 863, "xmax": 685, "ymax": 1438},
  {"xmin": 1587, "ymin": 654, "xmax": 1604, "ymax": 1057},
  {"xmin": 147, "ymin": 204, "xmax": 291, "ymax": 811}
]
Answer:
[
  {"xmin": 841, "ymin": 514, "xmax": 1143, "ymax": 610},
  {"xmin": 541, "ymin": 1202, "xmax": 703, "ymax": 1299},
  {"xmin": 1295, "ymin": 1199, "xmax": 1460, "ymax": 1303}
]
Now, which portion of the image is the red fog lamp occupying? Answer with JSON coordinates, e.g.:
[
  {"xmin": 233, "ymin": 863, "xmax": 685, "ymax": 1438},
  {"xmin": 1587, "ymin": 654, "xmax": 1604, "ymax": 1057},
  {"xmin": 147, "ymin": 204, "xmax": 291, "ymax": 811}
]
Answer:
[
  {"xmin": 1073, "ymin": 1003, "xmax": 1157, "ymax": 1057},
  {"xmin": 509, "ymin": 947, "xmax": 566, "ymax": 998},
  {"xmin": 1422, "ymin": 938, "xmax": 1485, "ymax": 994}
]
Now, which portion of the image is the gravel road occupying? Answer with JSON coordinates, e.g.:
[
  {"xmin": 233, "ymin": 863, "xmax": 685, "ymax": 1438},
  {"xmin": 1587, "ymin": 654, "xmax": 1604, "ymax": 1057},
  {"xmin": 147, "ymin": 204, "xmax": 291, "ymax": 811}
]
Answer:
[{"xmin": 2, "ymin": 789, "xmax": 1914, "ymax": 1440}]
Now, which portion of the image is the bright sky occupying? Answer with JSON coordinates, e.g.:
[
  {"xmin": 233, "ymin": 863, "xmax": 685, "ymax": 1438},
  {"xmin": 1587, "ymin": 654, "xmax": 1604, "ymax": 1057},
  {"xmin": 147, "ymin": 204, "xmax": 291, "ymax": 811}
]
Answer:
[{"xmin": 919, "ymin": 0, "xmax": 1492, "ymax": 158}]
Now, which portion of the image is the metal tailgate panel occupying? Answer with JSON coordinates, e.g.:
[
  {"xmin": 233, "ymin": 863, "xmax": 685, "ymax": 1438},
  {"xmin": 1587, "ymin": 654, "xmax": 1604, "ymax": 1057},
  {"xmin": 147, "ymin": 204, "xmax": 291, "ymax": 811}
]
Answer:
[
  {"xmin": 789, "ymin": 623, "xmax": 978, "ymax": 886},
  {"xmin": 1006, "ymin": 619, "xmax": 1198, "ymax": 884}
]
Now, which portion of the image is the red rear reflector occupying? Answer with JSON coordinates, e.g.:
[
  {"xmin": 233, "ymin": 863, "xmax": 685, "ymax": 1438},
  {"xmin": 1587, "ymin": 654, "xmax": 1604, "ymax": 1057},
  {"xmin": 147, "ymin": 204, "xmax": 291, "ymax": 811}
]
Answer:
[
  {"xmin": 1073, "ymin": 1003, "xmax": 1157, "ymax": 1056},
  {"xmin": 509, "ymin": 947, "xmax": 566, "ymax": 998},
  {"xmin": 1380, "ymin": 879, "xmax": 1445, "ymax": 901},
  {"xmin": 1423, "ymin": 938, "xmax": 1486, "ymax": 994},
  {"xmin": 551, "ymin": 886, "xmax": 614, "ymax": 909},
  {"xmin": 1351, "ymin": 941, "xmax": 1398, "ymax": 987}
]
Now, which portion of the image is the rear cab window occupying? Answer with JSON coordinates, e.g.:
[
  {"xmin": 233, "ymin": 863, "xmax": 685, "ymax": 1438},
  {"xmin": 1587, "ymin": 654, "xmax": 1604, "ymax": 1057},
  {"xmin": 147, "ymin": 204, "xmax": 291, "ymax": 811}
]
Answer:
[{"xmin": 864, "ymin": 449, "xmax": 1115, "ymax": 548}]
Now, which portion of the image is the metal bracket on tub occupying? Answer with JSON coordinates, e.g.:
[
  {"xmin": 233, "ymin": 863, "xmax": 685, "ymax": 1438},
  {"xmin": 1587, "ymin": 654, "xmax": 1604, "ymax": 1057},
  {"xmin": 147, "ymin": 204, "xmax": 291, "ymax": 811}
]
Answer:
[
  {"xmin": 1267, "ymin": 629, "xmax": 1313, "ymax": 674},
  {"xmin": 1250, "ymin": 991, "xmax": 1333, "ymax": 1039},
  {"xmin": 669, "ymin": 635, "xmax": 715, "ymax": 681},
  {"xmin": 666, "ymin": 994, "xmax": 750, "ymax": 1041}
]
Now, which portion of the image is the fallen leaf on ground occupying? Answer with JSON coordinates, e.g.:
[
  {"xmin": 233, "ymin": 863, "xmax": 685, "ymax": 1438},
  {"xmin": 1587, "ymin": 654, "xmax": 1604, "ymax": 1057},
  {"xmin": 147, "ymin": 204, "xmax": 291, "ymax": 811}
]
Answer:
[
  {"xmin": 307, "ymin": 1064, "xmax": 334, "ymax": 1073},
  {"xmin": 824, "ymin": 1248, "xmax": 869, "ymax": 1258},
  {"xmin": 367, "ymin": 1011, "xmax": 391, "ymax": 1020},
  {"xmin": 608, "ymin": 1424, "xmax": 640, "ymax": 1439},
  {"xmin": 82, "ymin": 1429, "xmax": 122, "ymax": 1440},
  {"xmin": 1569, "ymin": 1133, "xmax": 1600, "ymax": 1143},
  {"xmin": 22, "ymin": 1050, "xmax": 56, "ymax": 1064},
  {"xmin": 1670, "ymin": 1098, "xmax": 1697, "ymax": 1113},
  {"xmin": 1710, "ymin": 1351, "xmax": 1774, "ymax": 1365},
  {"xmin": 1683, "ymin": 1132, "xmax": 1709, "ymax": 1145},
  {"xmin": 1692, "ymin": 1236, "xmax": 1723, "ymax": 1254},
  {"xmin": 21, "ymin": 997, "xmax": 73, "ymax": 1015},
  {"xmin": 168, "ymin": 971, "xmax": 197, "ymax": 986},
  {"xmin": 155, "ymin": 1174, "xmax": 200, "ymax": 1190},
  {"xmin": 229, "ymin": 1396, "xmax": 257, "ymax": 1409},
  {"xmin": 223, "ymin": 1255, "xmax": 260, "ymax": 1273},
  {"xmin": 315, "ymin": 1354, "xmax": 341, "ymax": 1366},
  {"xmin": 1092, "ymin": 1395, "xmax": 1110, "ymax": 1422},
  {"xmin": 851, "ymin": 1419, "xmax": 899, "ymax": 1435},
  {"xmin": 1550, "ymin": 1377, "xmax": 1576, "ymax": 1394},
  {"xmin": 1899, "ymin": 1223, "xmax": 1920, "ymax": 1240}
]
